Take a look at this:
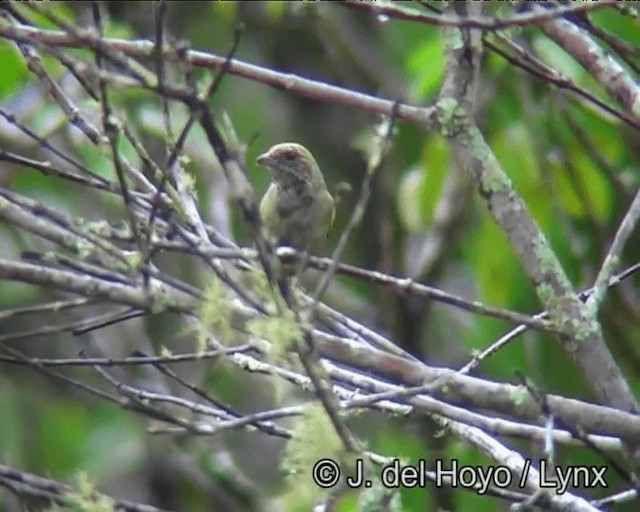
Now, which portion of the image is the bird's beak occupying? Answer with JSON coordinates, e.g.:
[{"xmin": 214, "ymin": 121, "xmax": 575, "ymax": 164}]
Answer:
[{"xmin": 256, "ymin": 152, "xmax": 272, "ymax": 166}]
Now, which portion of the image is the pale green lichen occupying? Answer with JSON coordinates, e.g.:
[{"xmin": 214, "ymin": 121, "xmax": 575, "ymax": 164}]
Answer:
[
  {"xmin": 436, "ymin": 97, "xmax": 463, "ymax": 138},
  {"xmin": 358, "ymin": 483, "xmax": 402, "ymax": 512},
  {"xmin": 124, "ymin": 251, "xmax": 142, "ymax": 271},
  {"xmin": 533, "ymin": 235, "xmax": 559, "ymax": 277},
  {"xmin": 464, "ymin": 125, "xmax": 510, "ymax": 194},
  {"xmin": 280, "ymin": 403, "xmax": 349, "ymax": 505},
  {"xmin": 178, "ymin": 170, "xmax": 196, "ymax": 194},
  {"xmin": 572, "ymin": 314, "xmax": 600, "ymax": 342},
  {"xmin": 481, "ymin": 157, "xmax": 508, "ymax": 194},
  {"xmin": 48, "ymin": 471, "xmax": 114, "ymax": 512},
  {"xmin": 510, "ymin": 386, "xmax": 529, "ymax": 407},
  {"xmin": 442, "ymin": 28, "xmax": 465, "ymax": 51},
  {"xmin": 247, "ymin": 308, "xmax": 302, "ymax": 363},
  {"xmin": 195, "ymin": 276, "xmax": 235, "ymax": 352},
  {"xmin": 79, "ymin": 219, "xmax": 111, "ymax": 237},
  {"xmin": 75, "ymin": 238, "xmax": 94, "ymax": 260},
  {"xmin": 247, "ymin": 267, "xmax": 276, "ymax": 304},
  {"xmin": 536, "ymin": 282, "xmax": 555, "ymax": 306},
  {"xmin": 588, "ymin": 255, "xmax": 620, "ymax": 307},
  {"xmin": 150, "ymin": 286, "xmax": 176, "ymax": 315}
]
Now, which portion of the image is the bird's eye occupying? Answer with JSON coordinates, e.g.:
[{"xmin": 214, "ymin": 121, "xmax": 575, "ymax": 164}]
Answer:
[{"xmin": 283, "ymin": 150, "xmax": 297, "ymax": 161}]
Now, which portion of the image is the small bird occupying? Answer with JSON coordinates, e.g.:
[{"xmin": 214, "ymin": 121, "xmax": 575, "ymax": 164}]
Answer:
[{"xmin": 256, "ymin": 143, "xmax": 335, "ymax": 262}]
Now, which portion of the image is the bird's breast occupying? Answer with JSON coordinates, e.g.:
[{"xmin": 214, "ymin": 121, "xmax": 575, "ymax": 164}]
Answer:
[{"xmin": 268, "ymin": 186, "xmax": 333, "ymax": 252}]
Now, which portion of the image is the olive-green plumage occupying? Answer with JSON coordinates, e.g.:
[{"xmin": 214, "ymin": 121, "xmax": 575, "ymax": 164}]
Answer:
[{"xmin": 257, "ymin": 143, "xmax": 335, "ymax": 256}]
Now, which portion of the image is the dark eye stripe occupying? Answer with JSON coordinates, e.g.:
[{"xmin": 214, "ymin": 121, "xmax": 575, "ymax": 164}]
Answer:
[{"xmin": 283, "ymin": 150, "xmax": 297, "ymax": 161}]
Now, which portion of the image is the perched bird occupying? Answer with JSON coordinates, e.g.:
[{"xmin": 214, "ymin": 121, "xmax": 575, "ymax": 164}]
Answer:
[{"xmin": 257, "ymin": 143, "xmax": 335, "ymax": 262}]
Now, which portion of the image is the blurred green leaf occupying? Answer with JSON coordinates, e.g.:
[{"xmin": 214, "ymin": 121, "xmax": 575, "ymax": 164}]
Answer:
[
  {"xmin": 0, "ymin": 43, "xmax": 29, "ymax": 100},
  {"xmin": 406, "ymin": 36, "xmax": 445, "ymax": 99}
]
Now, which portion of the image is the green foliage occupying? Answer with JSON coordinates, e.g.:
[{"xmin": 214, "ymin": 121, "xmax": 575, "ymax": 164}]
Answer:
[
  {"xmin": 532, "ymin": 37, "xmax": 588, "ymax": 85},
  {"xmin": 0, "ymin": 380, "xmax": 25, "ymax": 465},
  {"xmin": 548, "ymin": 132, "xmax": 613, "ymax": 222},
  {"xmin": 36, "ymin": 402, "xmax": 93, "ymax": 476},
  {"xmin": 406, "ymin": 35, "xmax": 445, "ymax": 100},
  {"xmin": 264, "ymin": 2, "xmax": 289, "ymax": 21},
  {"xmin": 0, "ymin": 42, "xmax": 29, "ymax": 100},
  {"xmin": 465, "ymin": 214, "xmax": 521, "ymax": 305}
]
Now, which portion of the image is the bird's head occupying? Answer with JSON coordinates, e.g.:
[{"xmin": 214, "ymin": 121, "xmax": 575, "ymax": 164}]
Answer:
[{"xmin": 256, "ymin": 143, "xmax": 324, "ymax": 189}]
